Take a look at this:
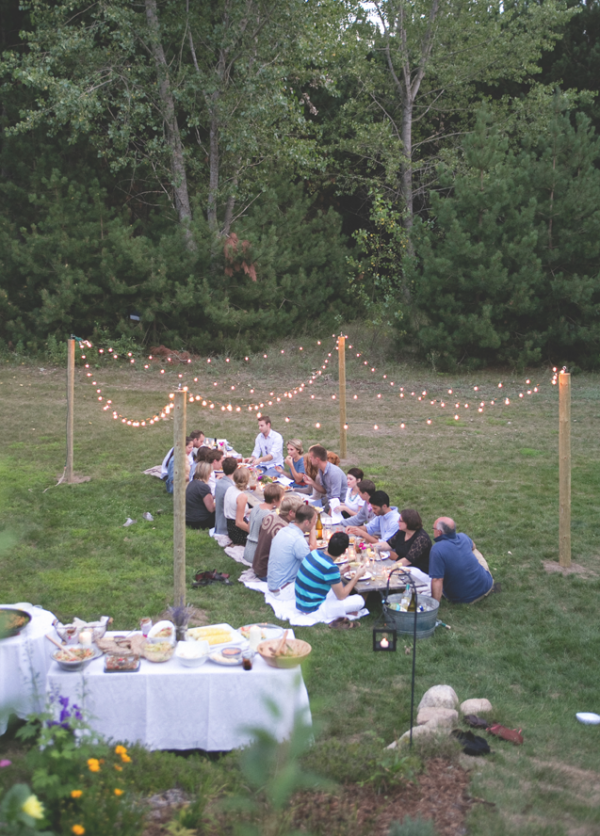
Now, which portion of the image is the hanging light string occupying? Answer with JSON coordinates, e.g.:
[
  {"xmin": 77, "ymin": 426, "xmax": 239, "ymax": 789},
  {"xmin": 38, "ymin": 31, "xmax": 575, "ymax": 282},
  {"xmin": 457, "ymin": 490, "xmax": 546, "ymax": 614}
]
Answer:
[{"xmin": 73, "ymin": 336, "xmax": 557, "ymax": 428}]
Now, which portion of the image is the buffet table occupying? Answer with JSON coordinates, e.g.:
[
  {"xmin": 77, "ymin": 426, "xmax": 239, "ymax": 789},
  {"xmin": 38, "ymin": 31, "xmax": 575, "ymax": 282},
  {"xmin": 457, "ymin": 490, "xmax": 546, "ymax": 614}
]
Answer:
[
  {"xmin": 46, "ymin": 633, "xmax": 311, "ymax": 751},
  {"xmin": 0, "ymin": 603, "xmax": 56, "ymax": 735}
]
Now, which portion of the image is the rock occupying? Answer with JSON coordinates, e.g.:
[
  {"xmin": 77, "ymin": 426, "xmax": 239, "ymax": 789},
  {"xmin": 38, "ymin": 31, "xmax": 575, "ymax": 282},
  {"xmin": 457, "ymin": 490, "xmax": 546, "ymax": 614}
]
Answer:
[
  {"xmin": 418, "ymin": 685, "xmax": 459, "ymax": 711},
  {"xmin": 398, "ymin": 721, "xmax": 446, "ymax": 743},
  {"xmin": 460, "ymin": 698, "xmax": 493, "ymax": 715},
  {"xmin": 416, "ymin": 707, "xmax": 458, "ymax": 728}
]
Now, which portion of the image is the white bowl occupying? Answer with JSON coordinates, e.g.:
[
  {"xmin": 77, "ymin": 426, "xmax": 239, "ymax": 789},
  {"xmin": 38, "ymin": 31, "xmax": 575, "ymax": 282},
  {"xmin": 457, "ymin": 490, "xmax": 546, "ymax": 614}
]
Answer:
[
  {"xmin": 175, "ymin": 639, "xmax": 209, "ymax": 667},
  {"xmin": 148, "ymin": 620, "xmax": 176, "ymax": 645},
  {"xmin": 576, "ymin": 712, "xmax": 600, "ymax": 725}
]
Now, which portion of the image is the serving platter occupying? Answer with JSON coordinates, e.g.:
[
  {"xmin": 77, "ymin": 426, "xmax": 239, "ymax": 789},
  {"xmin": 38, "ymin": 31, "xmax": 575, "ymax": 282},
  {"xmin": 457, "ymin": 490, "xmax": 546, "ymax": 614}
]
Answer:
[
  {"xmin": 239, "ymin": 623, "xmax": 284, "ymax": 642},
  {"xmin": 209, "ymin": 646, "xmax": 244, "ymax": 666},
  {"xmin": 0, "ymin": 607, "xmax": 31, "ymax": 640},
  {"xmin": 186, "ymin": 623, "xmax": 246, "ymax": 650}
]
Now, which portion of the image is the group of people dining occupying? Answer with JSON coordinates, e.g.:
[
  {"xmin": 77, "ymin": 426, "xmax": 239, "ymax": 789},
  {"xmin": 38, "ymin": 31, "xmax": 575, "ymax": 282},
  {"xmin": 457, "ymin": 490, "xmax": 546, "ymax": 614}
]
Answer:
[{"xmin": 161, "ymin": 416, "xmax": 496, "ymax": 613}]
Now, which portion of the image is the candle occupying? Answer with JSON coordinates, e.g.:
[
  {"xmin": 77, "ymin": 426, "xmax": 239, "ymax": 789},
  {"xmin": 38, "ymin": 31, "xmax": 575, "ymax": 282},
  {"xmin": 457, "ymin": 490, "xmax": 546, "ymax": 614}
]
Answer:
[
  {"xmin": 79, "ymin": 630, "xmax": 92, "ymax": 646},
  {"xmin": 380, "ymin": 637, "xmax": 389, "ymax": 649}
]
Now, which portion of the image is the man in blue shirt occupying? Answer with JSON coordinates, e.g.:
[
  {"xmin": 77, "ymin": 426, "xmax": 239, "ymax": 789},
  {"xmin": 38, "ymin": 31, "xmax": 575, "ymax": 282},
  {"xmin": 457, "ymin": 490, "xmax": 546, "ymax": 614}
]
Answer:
[
  {"xmin": 429, "ymin": 517, "xmax": 494, "ymax": 604},
  {"xmin": 295, "ymin": 532, "xmax": 366, "ymax": 619},
  {"xmin": 347, "ymin": 490, "xmax": 400, "ymax": 546}
]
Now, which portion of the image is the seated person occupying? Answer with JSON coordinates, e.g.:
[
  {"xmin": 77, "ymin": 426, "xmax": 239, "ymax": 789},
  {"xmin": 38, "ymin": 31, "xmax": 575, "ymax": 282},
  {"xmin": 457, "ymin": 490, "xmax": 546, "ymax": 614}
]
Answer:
[
  {"xmin": 295, "ymin": 532, "xmax": 366, "ymax": 618},
  {"xmin": 340, "ymin": 480, "xmax": 376, "ymax": 528},
  {"xmin": 223, "ymin": 467, "xmax": 250, "ymax": 546},
  {"xmin": 338, "ymin": 468, "xmax": 364, "ymax": 518},
  {"xmin": 185, "ymin": 462, "xmax": 216, "ymax": 530},
  {"xmin": 214, "ymin": 457, "xmax": 238, "ymax": 537},
  {"xmin": 347, "ymin": 490, "xmax": 399, "ymax": 546},
  {"xmin": 166, "ymin": 436, "xmax": 194, "ymax": 493},
  {"xmin": 267, "ymin": 504, "xmax": 317, "ymax": 594},
  {"xmin": 189, "ymin": 445, "xmax": 211, "ymax": 481},
  {"xmin": 387, "ymin": 509, "xmax": 432, "ymax": 574},
  {"xmin": 243, "ymin": 483, "xmax": 284, "ymax": 565},
  {"xmin": 275, "ymin": 439, "xmax": 306, "ymax": 489},
  {"xmin": 304, "ymin": 445, "xmax": 348, "ymax": 513},
  {"xmin": 245, "ymin": 415, "xmax": 284, "ymax": 475},
  {"xmin": 207, "ymin": 449, "xmax": 224, "ymax": 494},
  {"xmin": 161, "ymin": 430, "xmax": 202, "ymax": 479},
  {"xmin": 253, "ymin": 496, "xmax": 303, "ymax": 581},
  {"xmin": 429, "ymin": 517, "xmax": 494, "ymax": 604}
]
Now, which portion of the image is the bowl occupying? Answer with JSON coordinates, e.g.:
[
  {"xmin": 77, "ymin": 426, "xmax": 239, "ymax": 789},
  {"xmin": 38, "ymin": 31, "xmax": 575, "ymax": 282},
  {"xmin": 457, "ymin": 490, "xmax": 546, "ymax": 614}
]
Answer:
[
  {"xmin": 143, "ymin": 641, "xmax": 174, "ymax": 663},
  {"xmin": 175, "ymin": 639, "xmax": 210, "ymax": 667},
  {"xmin": 147, "ymin": 620, "xmax": 176, "ymax": 645},
  {"xmin": 257, "ymin": 638, "xmax": 312, "ymax": 669},
  {"xmin": 52, "ymin": 644, "xmax": 99, "ymax": 671},
  {"xmin": 0, "ymin": 607, "xmax": 31, "ymax": 640}
]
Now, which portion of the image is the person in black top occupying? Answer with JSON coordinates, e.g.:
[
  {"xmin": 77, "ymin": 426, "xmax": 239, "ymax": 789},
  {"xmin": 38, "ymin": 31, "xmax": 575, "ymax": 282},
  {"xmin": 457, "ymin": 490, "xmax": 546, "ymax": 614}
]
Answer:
[
  {"xmin": 186, "ymin": 461, "xmax": 216, "ymax": 530},
  {"xmin": 387, "ymin": 508, "xmax": 432, "ymax": 574}
]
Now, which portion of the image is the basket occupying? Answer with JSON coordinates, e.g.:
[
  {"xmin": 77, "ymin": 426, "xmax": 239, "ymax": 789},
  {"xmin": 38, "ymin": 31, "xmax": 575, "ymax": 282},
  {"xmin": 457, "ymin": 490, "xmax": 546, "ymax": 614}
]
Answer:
[
  {"xmin": 257, "ymin": 638, "xmax": 312, "ymax": 669},
  {"xmin": 382, "ymin": 594, "xmax": 439, "ymax": 639}
]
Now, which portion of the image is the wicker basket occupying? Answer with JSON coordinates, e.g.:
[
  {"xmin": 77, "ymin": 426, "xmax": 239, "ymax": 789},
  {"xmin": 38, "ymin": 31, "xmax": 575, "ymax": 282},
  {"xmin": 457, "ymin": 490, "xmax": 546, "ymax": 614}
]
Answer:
[{"xmin": 257, "ymin": 638, "xmax": 311, "ymax": 669}]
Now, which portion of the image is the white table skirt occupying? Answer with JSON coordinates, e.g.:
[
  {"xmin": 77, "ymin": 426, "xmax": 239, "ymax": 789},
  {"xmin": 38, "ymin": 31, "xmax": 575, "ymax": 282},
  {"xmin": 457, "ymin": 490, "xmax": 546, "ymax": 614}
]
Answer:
[
  {"xmin": 46, "ymin": 636, "xmax": 312, "ymax": 751},
  {"xmin": 0, "ymin": 603, "xmax": 56, "ymax": 735}
]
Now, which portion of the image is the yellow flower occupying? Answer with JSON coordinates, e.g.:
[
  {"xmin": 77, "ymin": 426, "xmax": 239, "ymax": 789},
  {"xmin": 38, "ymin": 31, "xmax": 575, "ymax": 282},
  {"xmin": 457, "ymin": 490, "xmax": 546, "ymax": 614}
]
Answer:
[
  {"xmin": 114, "ymin": 765, "xmax": 123, "ymax": 772},
  {"xmin": 71, "ymin": 790, "xmax": 83, "ymax": 799},
  {"xmin": 114, "ymin": 745, "xmax": 127, "ymax": 755},
  {"xmin": 87, "ymin": 758, "xmax": 100, "ymax": 772},
  {"xmin": 120, "ymin": 753, "xmax": 131, "ymax": 763},
  {"xmin": 114, "ymin": 789, "xmax": 124, "ymax": 797},
  {"xmin": 21, "ymin": 795, "xmax": 44, "ymax": 820},
  {"xmin": 72, "ymin": 825, "xmax": 85, "ymax": 835}
]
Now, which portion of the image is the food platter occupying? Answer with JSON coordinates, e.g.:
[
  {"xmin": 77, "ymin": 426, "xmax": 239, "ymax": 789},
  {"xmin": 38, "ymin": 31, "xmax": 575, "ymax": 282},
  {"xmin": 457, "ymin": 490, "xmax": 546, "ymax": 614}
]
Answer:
[
  {"xmin": 344, "ymin": 570, "xmax": 372, "ymax": 581},
  {"xmin": 209, "ymin": 646, "xmax": 244, "ymax": 666},
  {"xmin": 52, "ymin": 645, "xmax": 103, "ymax": 671},
  {"xmin": 0, "ymin": 607, "xmax": 31, "ymax": 640},
  {"xmin": 239, "ymin": 623, "xmax": 284, "ymax": 642},
  {"xmin": 186, "ymin": 623, "xmax": 245, "ymax": 650}
]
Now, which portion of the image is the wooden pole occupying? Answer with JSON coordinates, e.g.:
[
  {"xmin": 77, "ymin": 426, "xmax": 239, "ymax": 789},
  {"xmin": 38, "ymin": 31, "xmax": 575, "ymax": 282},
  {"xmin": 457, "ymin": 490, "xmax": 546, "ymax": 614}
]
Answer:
[
  {"xmin": 173, "ymin": 389, "xmax": 187, "ymax": 605},
  {"xmin": 66, "ymin": 339, "xmax": 75, "ymax": 483},
  {"xmin": 338, "ymin": 335, "xmax": 347, "ymax": 459},
  {"xmin": 559, "ymin": 371, "xmax": 571, "ymax": 568}
]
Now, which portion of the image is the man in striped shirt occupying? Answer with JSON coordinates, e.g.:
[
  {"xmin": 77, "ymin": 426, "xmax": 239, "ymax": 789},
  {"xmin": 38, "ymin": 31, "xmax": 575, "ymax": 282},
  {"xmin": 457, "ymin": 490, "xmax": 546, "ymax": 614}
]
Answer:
[{"xmin": 295, "ymin": 532, "xmax": 366, "ymax": 620}]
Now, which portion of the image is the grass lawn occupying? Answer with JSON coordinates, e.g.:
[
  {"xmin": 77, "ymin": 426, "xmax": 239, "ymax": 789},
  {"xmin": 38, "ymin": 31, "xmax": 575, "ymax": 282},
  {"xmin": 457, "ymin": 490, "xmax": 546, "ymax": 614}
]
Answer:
[{"xmin": 1, "ymin": 336, "xmax": 600, "ymax": 835}]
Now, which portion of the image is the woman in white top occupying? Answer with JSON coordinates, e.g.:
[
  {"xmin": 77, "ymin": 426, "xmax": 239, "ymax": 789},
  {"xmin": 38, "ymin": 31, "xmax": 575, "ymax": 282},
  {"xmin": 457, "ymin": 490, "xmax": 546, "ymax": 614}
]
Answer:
[
  {"xmin": 224, "ymin": 467, "xmax": 251, "ymax": 545},
  {"xmin": 338, "ymin": 468, "xmax": 365, "ymax": 518}
]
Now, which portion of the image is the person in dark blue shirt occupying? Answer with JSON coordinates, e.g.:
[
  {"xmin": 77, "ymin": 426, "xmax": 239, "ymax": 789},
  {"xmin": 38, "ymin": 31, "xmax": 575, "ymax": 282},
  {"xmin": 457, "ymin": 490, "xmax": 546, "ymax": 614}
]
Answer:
[{"xmin": 429, "ymin": 517, "xmax": 494, "ymax": 604}]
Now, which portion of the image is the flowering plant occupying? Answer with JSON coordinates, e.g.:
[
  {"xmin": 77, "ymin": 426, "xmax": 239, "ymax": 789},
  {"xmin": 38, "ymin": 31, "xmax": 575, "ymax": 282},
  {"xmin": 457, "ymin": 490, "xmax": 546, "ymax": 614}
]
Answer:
[{"xmin": 0, "ymin": 783, "xmax": 52, "ymax": 835}]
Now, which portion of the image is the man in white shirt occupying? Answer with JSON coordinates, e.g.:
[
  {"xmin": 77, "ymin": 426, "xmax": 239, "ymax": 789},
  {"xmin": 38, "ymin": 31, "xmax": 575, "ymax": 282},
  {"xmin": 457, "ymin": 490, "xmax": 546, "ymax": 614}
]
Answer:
[{"xmin": 245, "ymin": 416, "xmax": 284, "ymax": 475}]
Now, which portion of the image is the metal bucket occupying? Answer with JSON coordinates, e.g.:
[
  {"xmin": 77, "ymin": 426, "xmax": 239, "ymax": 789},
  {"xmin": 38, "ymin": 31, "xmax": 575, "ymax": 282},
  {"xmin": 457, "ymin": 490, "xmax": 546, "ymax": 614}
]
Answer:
[{"xmin": 382, "ymin": 594, "xmax": 440, "ymax": 639}]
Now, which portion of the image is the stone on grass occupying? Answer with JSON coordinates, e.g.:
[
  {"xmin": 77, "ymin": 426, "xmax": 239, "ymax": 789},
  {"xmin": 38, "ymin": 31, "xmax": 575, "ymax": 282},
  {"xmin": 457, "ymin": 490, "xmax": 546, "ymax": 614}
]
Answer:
[
  {"xmin": 460, "ymin": 698, "xmax": 492, "ymax": 715},
  {"xmin": 416, "ymin": 707, "xmax": 458, "ymax": 728},
  {"xmin": 398, "ymin": 721, "xmax": 444, "ymax": 743},
  {"xmin": 418, "ymin": 685, "xmax": 459, "ymax": 712}
]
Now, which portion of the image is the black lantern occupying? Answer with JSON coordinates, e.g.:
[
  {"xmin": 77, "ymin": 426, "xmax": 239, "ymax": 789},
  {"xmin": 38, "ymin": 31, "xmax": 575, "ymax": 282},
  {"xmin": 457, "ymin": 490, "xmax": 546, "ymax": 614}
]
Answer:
[{"xmin": 372, "ymin": 619, "xmax": 397, "ymax": 652}]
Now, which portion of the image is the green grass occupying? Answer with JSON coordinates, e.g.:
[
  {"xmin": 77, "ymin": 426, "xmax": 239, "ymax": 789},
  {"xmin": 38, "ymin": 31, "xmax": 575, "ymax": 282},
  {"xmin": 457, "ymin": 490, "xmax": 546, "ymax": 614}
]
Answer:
[{"xmin": 1, "ymin": 340, "xmax": 600, "ymax": 835}]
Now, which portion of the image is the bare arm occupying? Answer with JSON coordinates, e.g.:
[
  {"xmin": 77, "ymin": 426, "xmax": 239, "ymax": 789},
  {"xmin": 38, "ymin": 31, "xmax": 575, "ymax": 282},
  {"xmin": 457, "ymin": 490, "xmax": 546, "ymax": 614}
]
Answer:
[
  {"xmin": 331, "ymin": 566, "xmax": 366, "ymax": 601},
  {"xmin": 203, "ymin": 492, "xmax": 215, "ymax": 514},
  {"xmin": 431, "ymin": 578, "xmax": 443, "ymax": 602},
  {"xmin": 235, "ymin": 492, "xmax": 249, "ymax": 532}
]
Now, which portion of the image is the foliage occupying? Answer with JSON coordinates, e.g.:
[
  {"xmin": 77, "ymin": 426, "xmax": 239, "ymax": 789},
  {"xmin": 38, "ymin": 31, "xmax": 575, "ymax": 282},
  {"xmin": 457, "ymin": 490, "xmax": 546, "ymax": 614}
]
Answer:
[
  {"xmin": 16, "ymin": 698, "xmax": 144, "ymax": 836},
  {"xmin": 405, "ymin": 103, "xmax": 600, "ymax": 369},
  {"xmin": 0, "ymin": 784, "xmax": 52, "ymax": 836}
]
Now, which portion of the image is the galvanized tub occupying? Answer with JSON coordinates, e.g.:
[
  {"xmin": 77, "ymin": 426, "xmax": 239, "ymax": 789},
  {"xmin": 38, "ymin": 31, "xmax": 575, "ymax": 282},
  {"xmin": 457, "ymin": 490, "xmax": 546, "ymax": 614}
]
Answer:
[{"xmin": 382, "ymin": 594, "xmax": 440, "ymax": 639}]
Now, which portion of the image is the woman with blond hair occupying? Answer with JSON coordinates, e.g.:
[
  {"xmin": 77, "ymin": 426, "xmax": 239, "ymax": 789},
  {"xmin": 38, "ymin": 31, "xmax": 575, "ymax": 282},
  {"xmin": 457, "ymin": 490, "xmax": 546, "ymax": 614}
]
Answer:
[
  {"xmin": 224, "ymin": 467, "xmax": 251, "ymax": 545},
  {"xmin": 275, "ymin": 438, "xmax": 306, "ymax": 489},
  {"xmin": 185, "ymin": 462, "xmax": 216, "ymax": 530}
]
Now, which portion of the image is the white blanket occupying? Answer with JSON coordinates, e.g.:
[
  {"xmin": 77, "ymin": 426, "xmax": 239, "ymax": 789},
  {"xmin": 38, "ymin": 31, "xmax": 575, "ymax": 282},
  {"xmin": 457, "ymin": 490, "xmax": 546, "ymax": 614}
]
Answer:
[
  {"xmin": 237, "ymin": 570, "xmax": 369, "ymax": 626},
  {"xmin": 224, "ymin": 545, "xmax": 252, "ymax": 566}
]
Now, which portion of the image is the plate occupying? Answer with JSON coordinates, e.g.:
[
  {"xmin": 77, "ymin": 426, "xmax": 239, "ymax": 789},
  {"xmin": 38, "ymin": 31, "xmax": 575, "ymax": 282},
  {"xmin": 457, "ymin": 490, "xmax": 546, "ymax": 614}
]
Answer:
[
  {"xmin": 0, "ymin": 607, "xmax": 31, "ymax": 640},
  {"xmin": 239, "ymin": 623, "xmax": 284, "ymax": 642},
  {"xmin": 209, "ymin": 645, "xmax": 244, "ymax": 666},
  {"xmin": 186, "ymin": 623, "xmax": 245, "ymax": 650},
  {"xmin": 576, "ymin": 712, "xmax": 600, "ymax": 725},
  {"xmin": 344, "ymin": 570, "xmax": 372, "ymax": 581}
]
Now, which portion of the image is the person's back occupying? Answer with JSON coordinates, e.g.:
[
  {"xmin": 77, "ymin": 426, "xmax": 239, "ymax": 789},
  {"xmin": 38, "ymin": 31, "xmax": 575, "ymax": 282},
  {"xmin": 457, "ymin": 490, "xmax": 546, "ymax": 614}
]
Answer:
[
  {"xmin": 267, "ymin": 524, "xmax": 306, "ymax": 592},
  {"xmin": 253, "ymin": 512, "xmax": 287, "ymax": 580},
  {"xmin": 430, "ymin": 530, "xmax": 492, "ymax": 603}
]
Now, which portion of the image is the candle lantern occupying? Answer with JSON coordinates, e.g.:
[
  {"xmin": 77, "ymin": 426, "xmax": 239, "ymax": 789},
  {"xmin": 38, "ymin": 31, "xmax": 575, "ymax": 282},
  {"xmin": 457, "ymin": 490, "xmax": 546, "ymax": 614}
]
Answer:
[{"xmin": 372, "ymin": 619, "xmax": 397, "ymax": 652}]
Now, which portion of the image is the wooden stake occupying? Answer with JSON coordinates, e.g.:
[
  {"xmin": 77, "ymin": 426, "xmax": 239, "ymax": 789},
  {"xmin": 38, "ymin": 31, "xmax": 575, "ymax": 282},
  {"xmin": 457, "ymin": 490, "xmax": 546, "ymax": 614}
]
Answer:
[
  {"xmin": 338, "ymin": 335, "xmax": 347, "ymax": 459},
  {"xmin": 66, "ymin": 339, "xmax": 75, "ymax": 483},
  {"xmin": 173, "ymin": 390, "xmax": 187, "ymax": 605},
  {"xmin": 559, "ymin": 371, "xmax": 571, "ymax": 568}
]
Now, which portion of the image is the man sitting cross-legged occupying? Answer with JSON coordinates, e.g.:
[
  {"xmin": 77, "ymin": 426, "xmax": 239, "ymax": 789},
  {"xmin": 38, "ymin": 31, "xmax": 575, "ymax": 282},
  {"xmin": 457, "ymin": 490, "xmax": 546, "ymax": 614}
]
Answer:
[
  {"xmin": 346, "ymin": 490, "xmax": 400, "ymax": 547},
  {"xmin": 267, "ymin": 504, "xmax": 318, "ymax": 594},
  {"xmin": 295, "ymin": 532, "xmax": 366, "ymax": 620},
  {"xmin": 429, "ymin": 517, "xmax": 494, "ymax": 604}
]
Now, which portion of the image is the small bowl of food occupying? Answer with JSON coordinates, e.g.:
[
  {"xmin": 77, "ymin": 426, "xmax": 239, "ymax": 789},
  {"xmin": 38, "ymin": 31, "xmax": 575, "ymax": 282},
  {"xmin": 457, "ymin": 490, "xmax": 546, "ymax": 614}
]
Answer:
[
  {"xmin": 257, "ymin": 638, "xmax": 312, "ymax": 669},
  {"xmin": 52, "ymin": 645, "xmax": 98, "ymax": 671},
  {"xmin": 147, "ymin": 620, "xmax": 175, "ymax": 645},
  {"xmin": 175, "ymin": 639, "xmax": 210, "ymax": 667}
]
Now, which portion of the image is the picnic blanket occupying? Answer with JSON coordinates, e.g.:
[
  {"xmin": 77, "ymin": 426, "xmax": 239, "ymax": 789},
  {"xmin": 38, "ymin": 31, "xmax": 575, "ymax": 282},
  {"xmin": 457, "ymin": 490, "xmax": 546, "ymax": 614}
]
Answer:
[
  {"xmin": 224, "ymin": 545, "xmax": 252, "ymax": 566},
  {"xmin": 144, "ymin": 466, "xmax": 164, "ymax": 479},
  {"xmin": 237, "ymin": 569, "xmax": 369, "ymax": 626}
]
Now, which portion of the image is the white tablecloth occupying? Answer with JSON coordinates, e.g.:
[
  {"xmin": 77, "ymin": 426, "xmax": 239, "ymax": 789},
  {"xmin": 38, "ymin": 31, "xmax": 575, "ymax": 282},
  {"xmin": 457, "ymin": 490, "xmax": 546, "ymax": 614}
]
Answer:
[
  {"xmin": 0, "ymin": 603, "xmax": 56, "ymax": 734},
  {"xmin": 46, "ymin": 634, "xmax": 311, "ymax": 751}
]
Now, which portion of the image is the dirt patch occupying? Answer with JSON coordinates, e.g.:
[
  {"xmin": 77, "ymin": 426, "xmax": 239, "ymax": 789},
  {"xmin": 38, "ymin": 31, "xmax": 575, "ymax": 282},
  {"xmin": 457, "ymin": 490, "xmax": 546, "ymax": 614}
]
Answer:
[
  {"xmin": 154, "ymin": 607, "xmax": 208, "ymax": 627},
  {"xmin": 542, "ymin": 560, "xmax": 597, "ymax": 579}
]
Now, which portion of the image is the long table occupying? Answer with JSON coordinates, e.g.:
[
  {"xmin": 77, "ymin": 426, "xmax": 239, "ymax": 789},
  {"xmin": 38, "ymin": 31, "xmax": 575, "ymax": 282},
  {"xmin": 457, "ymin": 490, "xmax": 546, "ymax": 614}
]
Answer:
[{"xmin": 46, "ymin": 634, "xmax": 311, "ymax": 751}]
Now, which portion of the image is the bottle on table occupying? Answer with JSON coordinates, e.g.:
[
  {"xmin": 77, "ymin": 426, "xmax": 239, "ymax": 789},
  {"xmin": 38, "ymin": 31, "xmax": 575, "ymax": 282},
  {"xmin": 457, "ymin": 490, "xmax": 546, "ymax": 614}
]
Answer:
[{"xmin": 316, "ymin": 514, "xmax": 323, "ymax": 538}]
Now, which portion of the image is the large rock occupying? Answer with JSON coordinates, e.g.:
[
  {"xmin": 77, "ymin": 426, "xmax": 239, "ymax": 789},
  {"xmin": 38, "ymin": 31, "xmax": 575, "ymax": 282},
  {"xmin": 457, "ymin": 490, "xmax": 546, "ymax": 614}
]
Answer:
[
  {"xmin": 416, "ymin": 707, "xmax": 458, "ymax": 728},
  {"xmin": 418, "ymin": 685, "xmax": 459, "ymax": 712},
  {"xmin": 460, "ymin": 698, "xmax": 493, "ymax": 715}
]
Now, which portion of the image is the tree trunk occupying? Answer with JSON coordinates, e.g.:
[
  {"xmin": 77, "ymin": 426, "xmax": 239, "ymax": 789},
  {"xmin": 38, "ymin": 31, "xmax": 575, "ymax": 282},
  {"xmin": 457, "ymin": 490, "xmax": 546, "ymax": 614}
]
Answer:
[
  {"xmin": 207, "ymin": 107, "xmax": 219, "ymax": 232},
  {"xmin": 401, "ymin": 98, "xmax": 414, "ymax": 235},
  {"xmin": 145, "ymin": 0, "xmax": 195, "ymax": 250}
]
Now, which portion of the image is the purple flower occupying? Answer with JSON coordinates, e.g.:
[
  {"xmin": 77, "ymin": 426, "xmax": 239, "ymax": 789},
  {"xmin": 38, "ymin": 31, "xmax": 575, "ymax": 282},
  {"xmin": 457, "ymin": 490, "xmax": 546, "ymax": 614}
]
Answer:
[
  {"xmin": 59, "ymin": 696, "xmax": 70, "ymax": 708},
  {"xmin": 72, "ymin": 705, "xmax": 83, "ymax": 721},
  {"xmin": 0, "ymin": 759, "xmax": 12, "ymax": 768}
]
